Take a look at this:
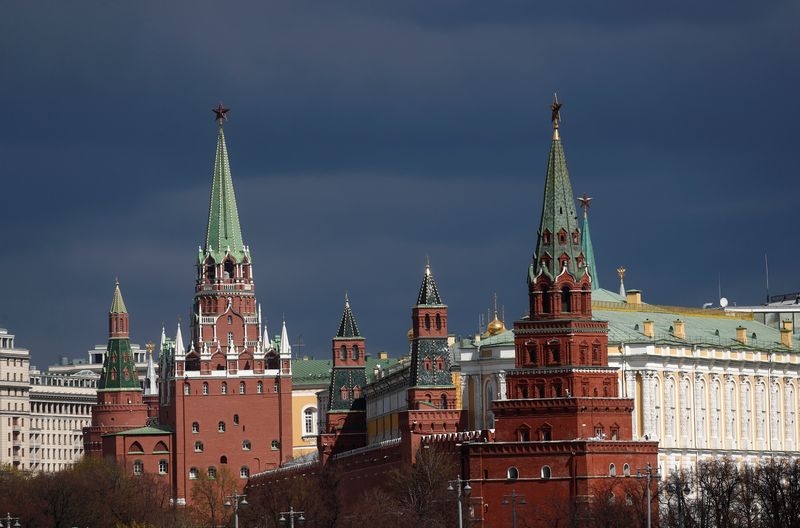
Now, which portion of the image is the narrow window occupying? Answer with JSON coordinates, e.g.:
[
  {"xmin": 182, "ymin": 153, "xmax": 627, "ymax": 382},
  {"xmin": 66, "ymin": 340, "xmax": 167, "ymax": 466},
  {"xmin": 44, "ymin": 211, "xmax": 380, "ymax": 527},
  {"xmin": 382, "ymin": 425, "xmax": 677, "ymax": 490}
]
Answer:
[
  {"xmin": 541, "ymin": 466, "xmax": 551, "ymax": 479},
  {"xmin": 609, "ymin": 464, "xmax": 617, "ymax": 477},
  {"xmin": 184, "ymin": 383, "xmax": 190, "ymax": 396},
  {"xmin": 239, "ymin": 382, "xmax": 245, "ymax": 394},
  {"xmin": 561, "ymin": 286, "xmax": 571, "ymax": 313},
  {"xmin": 208, "ymin": 466, "xmax": 217, "ymax": 479},
  {"xmin": 202, "ymin": 382, "xmax": 209, "ymax": 395},
  {"xmin": 623, "ymin": 463, "xmax": 630, "ymax": 477},
  {"xmin": 507, "ymin": 467, "xmax": 519, "ymax": 480},
  {"xmin": 352, "ymin": 344, "xmax": 360, "ymax": 360},
  {"xmin": 242, "ymin": 440, "xmax": 251, "ymax": 451},
  {"xmin": 233, "ymin": 414, "xmax": 239, "ymax": 425},
  {"xmin": 303, "ymin": 408, "xmax": 317, "ymax": 435},
  {"xmin": 158, "ymin": 460, "xmax": 168, "ymax": 475},
  {"xmin": 189, "ymin": 467, "xmax": 198, "ymax": 480},
  {"xmin": 218, "ymin": 421, "xmax": 226, "ymax": 433},
  {"xmin": 257, "ymin": 382, "xmax": 263, "ymax": 394},
  {"xmin": 227, "ymin": 316, "xmax": 232, "ymax": 325},
  {"xmin": 221, "ymin": 382, "xmax": 228, "ymax": 395},
  {"xmin": 352, "ymin": 386, "xmax": 361, "ymax": 399},
  {"xmin": 192, "ymin": 422, "xmax": 200, "ymax": 433},
  {"xmin": 340, "ymin": 345, "xmax": 347, "ymax": 360},
  {"xmin": 440, "ymin": 394, "xmax": 448, "ymax": 409},
  {"xmin": 541, "ymin": 286, "xmax": 551, "ymax": 313},
  {"xmin": 133, "ymin": 460, "xmax": 143, "ymax": 475},
  {"xmin": 435, "ymin": 313, "xmax": 442, "ymax": 330},
  {"xmin": 224, "ymin": 260, "xmax": 235, "ymax": 279}
]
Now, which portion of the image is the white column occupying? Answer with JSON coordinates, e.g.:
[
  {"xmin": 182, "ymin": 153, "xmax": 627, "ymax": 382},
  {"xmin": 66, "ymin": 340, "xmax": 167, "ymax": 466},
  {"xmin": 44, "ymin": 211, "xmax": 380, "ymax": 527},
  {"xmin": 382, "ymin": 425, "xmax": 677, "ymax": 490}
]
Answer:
[
  {"xmin": 625, "ymin": 370, "xmax": 637, "ymax": 437},
  {"xmin": 497, "ymin": 371, "xmax": 507, "ymax": 401},
  {"xmin": 642, "ymin": 371, "xmax": 653, "ymax": 439}
]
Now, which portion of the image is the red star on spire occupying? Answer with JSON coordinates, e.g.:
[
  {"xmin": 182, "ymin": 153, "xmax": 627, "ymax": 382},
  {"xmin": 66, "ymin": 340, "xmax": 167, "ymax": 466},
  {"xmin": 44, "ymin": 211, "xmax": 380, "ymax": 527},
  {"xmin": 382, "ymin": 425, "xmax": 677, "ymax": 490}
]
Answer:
[
  {"xmin": 578, "ymin": 193, "xmax": 593, "ymax": 214},
  {"xmin": 212, "ymin": 103, "xmax": 230, "ymax": 122}
]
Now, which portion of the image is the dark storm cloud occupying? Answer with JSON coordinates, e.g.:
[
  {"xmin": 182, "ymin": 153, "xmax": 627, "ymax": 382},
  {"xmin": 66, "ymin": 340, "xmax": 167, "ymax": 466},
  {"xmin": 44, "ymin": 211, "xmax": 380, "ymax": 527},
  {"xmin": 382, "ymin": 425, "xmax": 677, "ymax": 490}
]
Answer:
[{"xmin": 0, "ymin": 1, "xmax": 797, "ymax": 365}]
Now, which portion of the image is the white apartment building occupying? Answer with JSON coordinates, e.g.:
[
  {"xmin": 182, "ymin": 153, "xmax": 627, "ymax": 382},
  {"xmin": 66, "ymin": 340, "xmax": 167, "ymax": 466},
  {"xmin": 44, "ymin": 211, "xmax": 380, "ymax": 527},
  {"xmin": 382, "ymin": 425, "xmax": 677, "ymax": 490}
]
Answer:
[{"xmin": 0, "ymin": 327, "xmax": 31, "ymax": 470}]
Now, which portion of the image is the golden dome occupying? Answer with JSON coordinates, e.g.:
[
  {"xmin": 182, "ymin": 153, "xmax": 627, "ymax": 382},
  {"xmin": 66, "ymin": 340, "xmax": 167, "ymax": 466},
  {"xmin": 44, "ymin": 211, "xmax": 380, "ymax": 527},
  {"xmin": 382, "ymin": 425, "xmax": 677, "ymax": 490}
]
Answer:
[
  {"xmin": 486, "ymin": 317, "xmax": 506, "ymax": 336},
  {"xmin": 407, "ymin": 328, "xmax": 414, "ymax": 340}
]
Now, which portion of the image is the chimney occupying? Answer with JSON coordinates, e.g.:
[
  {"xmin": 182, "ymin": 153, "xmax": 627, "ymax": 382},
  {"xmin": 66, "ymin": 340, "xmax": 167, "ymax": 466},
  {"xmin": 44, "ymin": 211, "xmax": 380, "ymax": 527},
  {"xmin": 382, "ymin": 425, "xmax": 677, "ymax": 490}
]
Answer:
[
  {"xmin": 378, "ymin": 351, "xmax": 389, "ymax": 360},
  {"xmin": 626, "ymin": 289, "xmax": 642, "ymax": 305},
  {"xmin": 781, "ymin": 321, "xmax": 793, "ymax": 348},
  {"xmin": 736, "ymin": 326, "xmax": 748, "ymax": 345},
  {"xmin": 643, "ymin": 319, "xmax": 655, "ymax": 338},
  {"xmin": 673, "ymin": 319, "xmax": 686, "ymax": 339},
  {"xmin": 782, "ymin": 320, "xmax": 793, "ymax": 332}
]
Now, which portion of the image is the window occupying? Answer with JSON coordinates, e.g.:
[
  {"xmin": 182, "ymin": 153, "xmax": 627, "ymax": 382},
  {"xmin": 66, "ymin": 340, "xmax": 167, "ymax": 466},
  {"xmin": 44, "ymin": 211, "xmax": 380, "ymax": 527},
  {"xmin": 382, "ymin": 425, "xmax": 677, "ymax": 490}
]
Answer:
[
  {"xmin": 541, "ymin": 466, "xmax": 551, "ymax": 479},
  {"xmin": 224, "ymin": 260, "xmax": 235, "ymax": 279},
  {"xmin": 594, "ymin": 425, "xmax": 604, "ymax": 438},
  {"xmin": 340, "ymin": 345, "xmax": 347, "ymax": 360},
  {"xmin": 189, "ymin": 467, "xmax": 199, "ymax": 480},
  {"xmin": 128, "ymin": 441, "xmax": 144, "ymax": 454},
  {"xmin": 239, "ymin": 382, "xmax": 245, "ymax": 394},
  {"xmin": 240, "ymin": 466, "xmax": 250, "ymax": 478},
  {"xmin": 623, "ymin": 463, "xmax": 630, "ymax": 477},
  {"xmin": 184, "ymin": 382, "xmax": 190, "ymax": 395},
  {"xmin": 242, "ymin": 440, "xmax": 251, "ymax": 451},
  {"xmin": 340, "ymin": 386, "xmax": 349, "ymax": 400},
  {"xmin": 221, "ymin": 382, "xmax": 228, "ymax": 395},
  {"xmin": 425, "ymin": 314, "xmax": 431, "ymax": 329},
  {"xmin": 194, "ymin": 441, "xmax": 204, "ymax": 452},
  {"xmin": 218, "ymin": 421, "xmax": 226, "ymax": 433},
  {"xmin": 435, "ymin": 314, "xmax": 442, "ymax": 330},
  {"xmin": 561, "ymin": 286, "xmax": 571, "ymax": 313},
  {"xmin": 541, "ymin": 285, "xmax": 551, "ymax": 313},
  {"xmin": 257, "ymin": 382, "xmax": 263, "ymax": 394},
  {"xmin": 208, "ymin": 466, "xmax": 217, "ymax": 479},
  {"xmin": 541, "ymin": 426, "xmax": 552, "ymax": 441},
  {"xmin": 507, "ymin": 467, "xmax": 519, "ymax": 480},
  {"xmin": 220, "ymin": 456, "xmax": 227, "ymax": 465},
  {"xmin": 440, "ymin": 394, "xmax": 448, "ymax": 409},
  {"xmin": 271, "ymin": 440, "xmax": 279, "ymax": 450},
  {"xmin": 202, "ymin": 382, "xmax": 209, "ymax": 395},
  {"xmin": 542, "ymin": 230, "xmax": 551, "ymax": 245},
  {"xmin": 353, "ymin": 386, "xmax": 361, "ymax": 399},
  {"xmin": 227, "ymin": 332, "xmax": 234, "ymax": 344},
  {"xmin": 233, "ymin": 414, "xmax": 239, "ymax": 425},
  {"xmin": 192, "ymin": 422, "xmax": 200, "ymax": 433},
  {"xmin": 609, "ymin": 464, "xmax": 617, "ymax": 477},
  {"xmin": 352, "ymin": 344, "xmax": 360, "ymax": 360},
  {"xmin": 158, "ymin": 459, "xmax": 168, "ymax": 475},
  {"xmin": 303, "ymin": 408, "xmax": 317, "ymax": 436},
  {"xmin": 133, "ymin": 460, "xmax": 143, "ymax": 475},
  {"xmin": 227, "ymin": 315, "xmax": 232, "ymax": 325}
]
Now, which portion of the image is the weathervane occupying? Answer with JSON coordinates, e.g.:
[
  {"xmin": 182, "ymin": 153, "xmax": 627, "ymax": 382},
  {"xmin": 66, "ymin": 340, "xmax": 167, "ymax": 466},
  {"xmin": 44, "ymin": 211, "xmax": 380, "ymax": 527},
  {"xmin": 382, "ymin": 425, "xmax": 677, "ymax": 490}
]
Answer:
[
  {"xmin": 550, "ymin": 93, "xmax": 562, "ymax": 128},
  {"xmin": 213, "ymin": 103, "xmax": 230, "ymax": 123},
  {"xmin": 578, "ymin": 193, "xmax": 592, "ymax": 216}
]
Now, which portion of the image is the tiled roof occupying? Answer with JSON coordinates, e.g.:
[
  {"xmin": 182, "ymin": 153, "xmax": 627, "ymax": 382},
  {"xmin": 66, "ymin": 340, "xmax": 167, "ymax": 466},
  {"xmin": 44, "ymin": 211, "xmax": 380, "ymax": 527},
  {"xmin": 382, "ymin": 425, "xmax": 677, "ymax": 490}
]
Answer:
[
  {"xmin": 291, "ymin": 356, "xmax": 398, "ymax": 388},
  {"xmin": 336, "ymin": 297, "xmax": 361, "ymax": 338},
  {"xmin": 417, "ymin": 263, "xmax": 444, "ymax": 306}
]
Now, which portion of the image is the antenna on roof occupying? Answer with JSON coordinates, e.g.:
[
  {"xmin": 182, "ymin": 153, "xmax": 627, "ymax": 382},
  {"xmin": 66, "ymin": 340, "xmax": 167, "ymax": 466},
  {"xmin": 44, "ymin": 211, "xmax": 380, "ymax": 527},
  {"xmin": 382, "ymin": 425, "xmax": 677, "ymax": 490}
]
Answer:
[{"xmin": 765, "ymin": 253, "xmax": 770, "ymax": 304}]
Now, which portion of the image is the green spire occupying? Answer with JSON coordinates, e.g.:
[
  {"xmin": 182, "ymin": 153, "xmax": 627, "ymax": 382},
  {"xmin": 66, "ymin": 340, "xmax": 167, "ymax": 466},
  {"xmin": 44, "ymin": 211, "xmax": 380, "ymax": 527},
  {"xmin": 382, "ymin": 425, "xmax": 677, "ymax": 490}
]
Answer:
[
  {"xmin": 203, "ymin": 123, "xmax": 247, "ymax": 263},
  {"xmin": 531, "ymin": 97, "xmax": 583, "ymax": 282},
  {"xmin": 416, "ymin": 260, "xmax": 444, "ymax": 306},
  {"xmin": 579, "ymin": 194, "xmax": 599, "ymax": 290},
  {"xmin": 110, "ymin": 279, "xmax": 127, "ymax": 313},
  {"xmin": 336, "ymin": 294, "xmax": 361, "ymax": 338}
]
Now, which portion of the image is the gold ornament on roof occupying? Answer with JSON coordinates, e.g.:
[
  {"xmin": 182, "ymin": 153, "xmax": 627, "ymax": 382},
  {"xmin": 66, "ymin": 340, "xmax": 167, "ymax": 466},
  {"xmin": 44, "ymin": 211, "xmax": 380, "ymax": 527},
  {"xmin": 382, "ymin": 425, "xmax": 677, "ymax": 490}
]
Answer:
[
  {"xmin": 484, "ymin": 293, "xmax": 507, "ymax": 337},
  {"xmin": 617, "ymin": 267, "xmax": 626, "ymax": 279},
  {"xmin": 407, "ymin": 328, "xmax": 414, "ymax": 341}
]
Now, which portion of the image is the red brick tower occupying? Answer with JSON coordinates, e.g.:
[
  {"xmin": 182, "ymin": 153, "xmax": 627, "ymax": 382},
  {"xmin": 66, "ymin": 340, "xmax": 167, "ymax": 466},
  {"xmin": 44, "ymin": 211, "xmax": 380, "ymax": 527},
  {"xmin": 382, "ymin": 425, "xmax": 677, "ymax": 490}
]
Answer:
[
  {"xmin": 318, "ymin": 295, "xmax": 368, "ymax": 461},
  {"xmin": 83, "ymin": 280, "xmax": 149, "ymax": 455},
  {"xmin": 158, "ymin": 105, "xmax": 293, "ymax": 505}
]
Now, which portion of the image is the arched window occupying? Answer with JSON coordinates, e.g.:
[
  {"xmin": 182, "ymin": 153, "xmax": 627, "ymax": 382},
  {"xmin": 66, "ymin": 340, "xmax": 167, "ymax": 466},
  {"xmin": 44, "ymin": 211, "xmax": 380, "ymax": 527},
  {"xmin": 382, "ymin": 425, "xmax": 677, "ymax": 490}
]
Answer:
[
  {"xmin": 218, "ymin": 421, "xmax": 226, "ymax": 433},
  {"xmin": 192, "ymin": 422, "xmax": 200, "ymax": 433},
  {"xmin": 425, "ymin": 314, "xmax": 431, "ymax": 330},
  {"xmin": 239, "ymin": 382, "xmax": 245, "ymax": 394},
  {"xmin": 242, "ymin": 440, "xmax": 251, "ymax": 451},
  {"xmin": 219, "ymin": 456, "xmax": 227, "ymax": 464},
  {"xmin": 353, "ymin": 386, "xmax": 361, "ymax": 399},
  {"xmin": 541, "ymin": 466, "xmax": 551, "ymax": 479},
  {"xmin": 609, "ymin": 463, "xmax": 616, "ymax": 477},
  {"xmin": 233, "ymin": 414, "xmax": 239, "ymax": 425},
  {"xmin": 340, "ymin": 386, "xmax": 349, "ymax": 400},
  {"xmin": 202, "ymin": 382, "xmax": 209, "ymax": 395},
  {"xmin": 206, "ymin": 260, "xmax": 216, "ymax": 281},
  {"xmin": 194, "ymin": 441, "xmax": 204, "ymax": 452},
  {"xmin": 623, "ymin": 463, "xmax": 630, "ymax": 477},
  {"xmin": 158, "ymin": 459, "xmax": 168, "ymax": 475},
  {"xmin": 221, "ymin": 382, "xmax": 228, "ymax": 395},
  {"xmin": 227, "ymin": 332, "xmax": 234, "ymax": 344},
  {"xmin": 507, "ymin": 467, "xmax": 519, "ymax": 480},
  {"xmin": 440, "ymin": 394, "xmax": 448, "ymax": 409},
  {"xmin": 240, "ymin": 466, "xmax": 250, "ymax": 478},
  {"xmin": 207, "ymin": 466, "xmax": 217, "ymax": 479},
  {"xmin": 224, "ymin": 260, "xmax": 235, "ymax": 279},
  {"xmin": 189, "ymin": 467, "xmax": 199, "ymax": 480},
  {"xmin": 541, "ymin": 286, "xmax": 551, "ymax": 313},
  {"xmin": 183, "ymin": 382, "xmax": 190, "ymax": 395},
  {"xmin": 352, "ymin": 344, "xmax": 360, "ymax": 360},
  {"xmin": 227, "ymin": 316, "xmax": 232, "ymax": 325},
  {"xmin": 561, "ymin": 286, "xmax": 571, "ymax": 313},
  {"xmin": 133, "ymin": 460, "xmax": 143, "ymax": 475},
  {"xmin": 128, "ymin": 441, "xmax": 144, "ymax": 454},
  {"xmin": 435, "ymin": 314, "xmax": 442, "ymax": 330},
  {"xmin": 303, "ymin": 407, "xmax": 317, "ymax": 435},
  {"xmin": 257, "ymin": 381, "xmax": 263, "ymax": 394},
  {"xmin": 424, "ymin": 357, "xmax": 432, "ymax": 371},
  {"xmin": 340, "ymin": 345, "xmax": 347, "ymax": 360}
]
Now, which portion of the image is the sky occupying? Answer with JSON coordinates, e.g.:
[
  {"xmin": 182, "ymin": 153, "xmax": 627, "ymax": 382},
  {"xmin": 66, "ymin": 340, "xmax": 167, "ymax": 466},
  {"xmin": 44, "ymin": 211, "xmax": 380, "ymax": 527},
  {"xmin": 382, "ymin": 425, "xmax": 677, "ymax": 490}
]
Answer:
[{"xmin": 1, "ymin": 1, "xmax": 798, "ymax": 367}]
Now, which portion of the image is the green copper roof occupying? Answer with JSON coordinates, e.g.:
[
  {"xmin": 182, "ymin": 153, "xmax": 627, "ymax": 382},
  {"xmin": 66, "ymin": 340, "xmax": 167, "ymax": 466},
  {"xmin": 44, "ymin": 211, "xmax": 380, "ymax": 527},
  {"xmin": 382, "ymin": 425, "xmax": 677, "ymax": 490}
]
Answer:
[
  {"xmin": 99, "ymin": 337, "xmax": 140, "ymax": 391},
  {"xmin": 108, "ymin": 424, "xmax": 173, "ymax": 437},
  {"xmin": 291, "ymin": 357, "xmax": 398, "ymax": 388},
  {"xmin": 336, "ymin": 296, "xmax": 361, "ymax": 338},
  {"xmin": 203, "ymin": 125, "xmax": 247, "ymax": 263},
  {"xmin": 581, "ymin": 208, "xmax": 599, "ymax": 290},
  {"xmin": 110, "ymin": 280, "xmax": 127, "ymax": 314},
  {"xmin": 416, "ymin": 263, "xmax": 444, "ymax": 306},
  {"xmin": 531, "ymin": 128, "xmax": 584, "ymax": 282}
]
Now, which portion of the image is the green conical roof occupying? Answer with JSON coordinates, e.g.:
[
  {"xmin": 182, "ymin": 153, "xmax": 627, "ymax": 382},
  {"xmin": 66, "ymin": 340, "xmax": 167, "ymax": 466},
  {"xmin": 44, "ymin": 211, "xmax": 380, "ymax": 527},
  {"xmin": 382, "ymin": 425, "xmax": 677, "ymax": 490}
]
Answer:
[
  {"xmin": 336, "ymin": 295, "xmax": 361, "ymax": 338},
  {"xmin": 99, "ymin": 338, "xmax": 140, "ymax": 391},
  {"xmin": 416, "ymin": 262, "xmax": 444, "ymax": 306},
  {"xmin": 110, "ymin": 280, "xmax": 127, "ymax": 313},
  {"xmin": 203, "ymin": 124, "xmax": 247, "ymax": 263},
  {"xmin": 581, "ymin": 207, "xmax": 600, "ymax": 290},
  {"xmin": 531, "ymin": 126, "xmax": 583, "ymax": 281}
]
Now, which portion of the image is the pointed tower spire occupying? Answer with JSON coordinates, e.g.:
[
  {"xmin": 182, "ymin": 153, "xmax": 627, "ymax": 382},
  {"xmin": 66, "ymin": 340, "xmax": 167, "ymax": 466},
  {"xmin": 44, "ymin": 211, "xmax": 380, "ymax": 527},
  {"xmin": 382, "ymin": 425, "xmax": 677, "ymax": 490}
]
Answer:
[
  {"xmin": 204, "ymin": 104, "xmax": 246, "ymax": 263},
  {"xmin": 337, "ymin": 293, "xmax": 361, "ymax": 338},
  {"xmin": 578, "ymin": 193, "xmax": 600, "ymax": 290},
  {"xmin": 174, "ymin": 321, "xmax": 185, "ymax": 357},
  {"xmin": 144, "ymin": 342, "xmax": 158, "ymax": 396},
  {"xmin": 101, "ymin": 280, "xmax": 139, "ymax": 391},
  {"xmin": 531, "ymin": 95, "xmax": 582, "ymax": 282},
  {"xmin": 110, "ymin": 278, "xmax": 127, "ymax": 314},
  {"xmin": 617, "ymin": 267, "xmax": 627, "ymax": 297},
  {"xmin": 417, "ymin": 260, "xmax": 444, "ymax": 306},
  {"xmin": 280, "ymin": 320, "xmax": 291, "ymax": 359}
]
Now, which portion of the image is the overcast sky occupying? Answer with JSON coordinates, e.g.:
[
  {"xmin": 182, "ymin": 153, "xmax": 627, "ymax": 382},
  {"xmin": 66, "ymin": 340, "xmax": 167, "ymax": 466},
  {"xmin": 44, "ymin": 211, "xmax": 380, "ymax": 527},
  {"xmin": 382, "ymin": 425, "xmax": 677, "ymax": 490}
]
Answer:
[{"xmin": 1, "ymin": 1, "xmax": 798, "ymax": 367}]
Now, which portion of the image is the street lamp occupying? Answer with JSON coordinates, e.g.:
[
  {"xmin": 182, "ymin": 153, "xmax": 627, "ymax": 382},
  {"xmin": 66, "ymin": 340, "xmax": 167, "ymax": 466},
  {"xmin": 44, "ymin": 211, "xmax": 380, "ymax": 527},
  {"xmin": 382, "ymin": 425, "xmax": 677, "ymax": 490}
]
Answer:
[
  {"xmin": 0, "ymin": 513, "xmax": 21, "ymax": 528},
  {"xmin": 502, "ymin": 490, "xmax": 526, "ymax": 528},
  {"xmin": 667, "ymin": 480, "xmax": 692, "ymax": 528},
  {"xmin": 636, "ymin": 463, "xmax": 661, "ymax": 528},
  {"xmin": 279, "ymin": 506, "xmax": 306, "ymax": 528},
  {"xmin": 447, "ymin": 475, "xmax": 472, "ymax": 528},
  {"xmin": 224, "ymin": 492, "xmax": 248, "ymax": 528}
]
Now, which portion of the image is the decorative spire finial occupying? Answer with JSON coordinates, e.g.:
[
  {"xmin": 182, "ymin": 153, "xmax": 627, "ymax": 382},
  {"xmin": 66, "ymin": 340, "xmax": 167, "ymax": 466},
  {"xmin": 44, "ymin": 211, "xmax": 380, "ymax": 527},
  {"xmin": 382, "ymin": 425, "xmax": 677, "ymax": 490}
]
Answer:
[
  {"xmin": 146, "ymin": 342, "xmax": 155, "ymax": 356},
  {"xmin": 213, "ymin": 103, "xmax": 230, "ymax": 124},
  {"xmin": 617, "ymin": 267, "xmax": 626, "ymax": 279},
  {"xmin": 493, "ymin": 292, "xmax": 499, "ymax": 318},
  {"xmin": 578, "ymin": 193, "xmax": 592, "ymax": 217},
  {"xmin": 344, "ymin": 291, "xmax": 350, "ymax": 307},
  {"xmin": 551, "ymin": 93, "xmax": 563, "ymax": 136},
  {"xmin": 425, "ymin": 255, "xmax": 431, "ymax": 276}
]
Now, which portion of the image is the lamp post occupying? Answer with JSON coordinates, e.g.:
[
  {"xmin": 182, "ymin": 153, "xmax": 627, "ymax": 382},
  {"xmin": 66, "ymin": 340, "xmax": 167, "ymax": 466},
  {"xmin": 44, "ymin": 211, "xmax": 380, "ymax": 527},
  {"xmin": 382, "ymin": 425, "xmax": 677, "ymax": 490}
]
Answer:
[
  {"xmin": 501, "ymin": 490, "xmax": 526, "ymax": 528},
  {"xmin": 279, "ymin": 506, "xmax": 305, "ymax": 528},
  {"xmin": 224, "ymin": 492, "xmax": 248, "ymax": 528},
  {"xmin": 636, "ymin": 463, "xmax": 661, "ymax": 528},
  {"xmin": 447, "ymin": 475, "xmax": 472, "ymax": 528},
  {"xmin": 0, "ymin": 513, "xmax": 21, "ymax": 528},
  {"xmin": 667, "ymin": 481, "xmax": 691, "ymax": 528}
]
